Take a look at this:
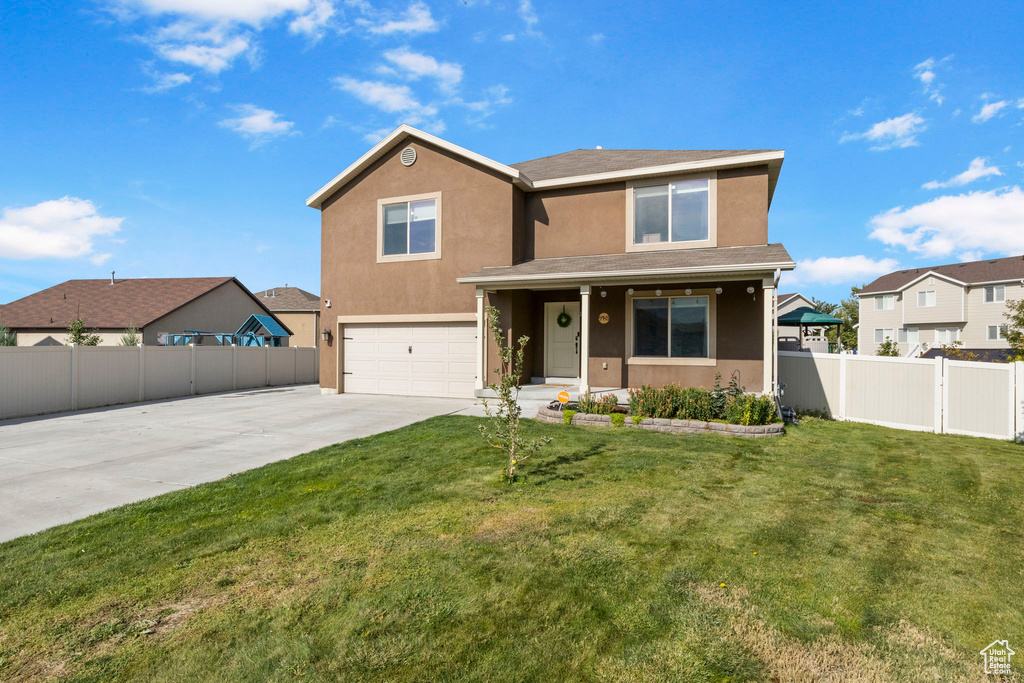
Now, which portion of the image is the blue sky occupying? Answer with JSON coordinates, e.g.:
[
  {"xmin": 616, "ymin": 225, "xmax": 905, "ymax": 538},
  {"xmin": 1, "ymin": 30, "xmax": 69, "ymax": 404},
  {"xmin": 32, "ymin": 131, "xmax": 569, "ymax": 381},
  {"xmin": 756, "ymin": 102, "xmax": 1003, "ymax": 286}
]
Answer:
[{"xmin": 1, "ymin": 0, "xmax": 1023, "ymax": 306}]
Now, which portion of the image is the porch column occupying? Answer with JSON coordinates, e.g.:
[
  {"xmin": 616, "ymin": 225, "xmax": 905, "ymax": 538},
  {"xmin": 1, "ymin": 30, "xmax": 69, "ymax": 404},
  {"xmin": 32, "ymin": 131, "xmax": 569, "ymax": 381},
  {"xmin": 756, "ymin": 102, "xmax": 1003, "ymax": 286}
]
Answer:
[
  {"xmin": 475, "ymin": 288, "xmax": 486, "ymax": 391},
  {"xmin": 762, "ymin": 278, "xmax": 775, "ymax": 394},
  {"xmin": 580, "ymin": 284, "xmax": 591, "ymax": 393}
]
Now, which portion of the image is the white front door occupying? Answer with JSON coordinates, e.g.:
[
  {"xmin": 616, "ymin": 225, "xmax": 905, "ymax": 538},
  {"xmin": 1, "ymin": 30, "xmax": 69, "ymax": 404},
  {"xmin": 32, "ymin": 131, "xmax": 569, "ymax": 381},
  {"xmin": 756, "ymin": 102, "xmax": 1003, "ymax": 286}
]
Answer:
[{"xmin": 545, "ymin": 301, "xmax": 581, "ymax": 378}]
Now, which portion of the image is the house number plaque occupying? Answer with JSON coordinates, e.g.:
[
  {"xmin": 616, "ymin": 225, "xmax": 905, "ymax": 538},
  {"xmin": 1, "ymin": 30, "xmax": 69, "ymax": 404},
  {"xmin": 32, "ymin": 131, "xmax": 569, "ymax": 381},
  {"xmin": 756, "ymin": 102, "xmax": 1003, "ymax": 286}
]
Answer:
[{"xmin": 598, "ymin": 312, "xmax": 610, "ymax": 324}]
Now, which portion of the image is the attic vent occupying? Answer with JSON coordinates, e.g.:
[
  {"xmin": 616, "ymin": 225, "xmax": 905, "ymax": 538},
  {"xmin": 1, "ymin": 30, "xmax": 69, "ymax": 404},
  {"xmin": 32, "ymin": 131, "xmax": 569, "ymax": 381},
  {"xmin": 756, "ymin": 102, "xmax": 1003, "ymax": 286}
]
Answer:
[{"xmin": 400, "ymin": 146, "xmax": 417, "ymax": 167}]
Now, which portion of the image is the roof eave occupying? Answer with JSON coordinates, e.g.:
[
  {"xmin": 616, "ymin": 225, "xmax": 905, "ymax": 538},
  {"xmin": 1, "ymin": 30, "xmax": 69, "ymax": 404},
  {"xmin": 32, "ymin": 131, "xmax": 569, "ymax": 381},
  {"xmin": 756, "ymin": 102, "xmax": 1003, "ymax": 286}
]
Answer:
[
  {"xmin": 306, "ymin": 124, "xmax": 532, "ymax": 209},
  {"xmin": 526, "ymin": 151, "xmax": 786, "ymax": 192},
  {"xmin": 457, "ymin": 261, "xmax": 796, "ymax": 288}
]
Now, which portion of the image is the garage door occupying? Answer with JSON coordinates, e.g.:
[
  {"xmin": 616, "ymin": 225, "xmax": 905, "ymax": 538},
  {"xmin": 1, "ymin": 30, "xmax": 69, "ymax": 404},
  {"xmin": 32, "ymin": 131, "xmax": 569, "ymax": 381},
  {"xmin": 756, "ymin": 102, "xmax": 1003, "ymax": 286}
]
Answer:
[{"xmin": 343, "ymin": 323, "xmax": 477, "ymax": 398}]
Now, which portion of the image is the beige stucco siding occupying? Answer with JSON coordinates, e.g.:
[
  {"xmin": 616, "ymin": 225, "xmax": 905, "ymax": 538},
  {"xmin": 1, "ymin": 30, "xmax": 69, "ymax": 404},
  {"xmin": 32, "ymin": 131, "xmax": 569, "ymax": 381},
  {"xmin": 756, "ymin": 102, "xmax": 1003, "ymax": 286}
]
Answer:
[
  {"xmin": 903, "ymin": 277, "xmax": 964, "ymax": 325},
  {"xmin": 146, "ymin": 281, "xmax": 275, "ymax": 346},
  {"xmin": 275, "ymin": 311, "xmax": 319, "ymax": 348},
  {"xmin": 15, "ymin": 329, "xmax": 126, "ymax": 347}
]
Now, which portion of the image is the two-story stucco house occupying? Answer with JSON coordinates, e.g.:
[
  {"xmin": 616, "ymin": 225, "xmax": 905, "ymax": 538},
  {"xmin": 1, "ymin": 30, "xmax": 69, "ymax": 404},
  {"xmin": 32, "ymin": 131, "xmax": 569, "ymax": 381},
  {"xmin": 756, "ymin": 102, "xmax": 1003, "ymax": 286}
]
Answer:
[
  {"xmin": 858, "ymin": 255, "xmax": 1024, "ymax": 357},
  {"xmin": 308, "ymin": 125, "xmax": 794, "ymax": 399}
]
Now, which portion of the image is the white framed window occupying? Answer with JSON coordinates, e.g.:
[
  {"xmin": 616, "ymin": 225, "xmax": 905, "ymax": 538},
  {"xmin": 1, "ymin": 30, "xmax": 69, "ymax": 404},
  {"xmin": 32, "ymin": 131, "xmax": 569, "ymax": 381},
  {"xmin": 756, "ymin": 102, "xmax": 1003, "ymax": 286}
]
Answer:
[
  {"xmin": 935, "ymin": 327, "xmax": 959, "ymax": 345},
  {"xmin": 376, "ymin": 192, "xmax": 441, "ymax": 263},
  {"xmin": 874, "ymin": 295, "xmax": 894, "ymax": 311},
  {"xmin": 984, "ymin": 285, "xmax": 1006, "ymax": 303},
  {"xmin": 988, "ymin": 324, "xmax": 1007, "ymax": 340},
  {"xmin": 897, "ymin": 327, "xmax": 919, "ymax": 344},
  {"xmin": 625, "ymin": 174, "xmax": 717, "ymax": 251},
  {"xmin": 917, "ymin": 290, "xmax": 936, "ymax": 307},
  {"xmin": 874, "ymin": 328, "xmax": 894, "ymax": 343}
]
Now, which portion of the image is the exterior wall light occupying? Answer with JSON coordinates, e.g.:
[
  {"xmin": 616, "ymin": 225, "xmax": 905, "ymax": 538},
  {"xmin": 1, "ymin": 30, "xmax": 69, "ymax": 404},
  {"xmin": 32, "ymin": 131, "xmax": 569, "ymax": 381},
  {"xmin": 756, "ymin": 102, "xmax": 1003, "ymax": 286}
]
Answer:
[
  {"xmin": 715, "ymin": 287, "xmax": 723, "ymax": 294},
  {"xmin": 321, "ymin": 328, "xmax": 331, "ymax": 342},
  {"xmin": 600, "ymin": 290, "xmax": 607, "ymax": 298},
  {"xmin": 655, "ymin": 289, "xmax": 662, "ymax": 296},
  {"xmin": 684, "ymin": 288, "xmax": 692, "ymax": 295},
  {"xmin": 627, "ymin": 288, "xmax": 634, "ymax": 295}
]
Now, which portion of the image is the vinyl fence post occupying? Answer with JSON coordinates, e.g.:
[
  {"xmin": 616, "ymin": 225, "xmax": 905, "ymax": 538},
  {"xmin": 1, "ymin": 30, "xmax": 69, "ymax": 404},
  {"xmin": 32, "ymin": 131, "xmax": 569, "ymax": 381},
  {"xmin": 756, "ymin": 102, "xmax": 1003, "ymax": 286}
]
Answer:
[
  {"xmin": 1015, "ymin": 361, "xmax": 1024, "ymax": 443},
  {"xmin": 265, "ymin": 344, "xmax": 270, "ymax": 387},
  {"xmin": 293, "ymin": 345, "xmax": 298, "ymax": 385},
  {"xmin": 232, "ymin": 344, "xmax": 238, "ymax": 391},
  {"xmin": 138, "ymin": 343, "xmax": 145, "ymax": 402},
  {"xmin": 70, "ymin": 343, "xmax": 79, "ymax": 412},
  {"xmin": 933, "ymin": 356, "xmax": 944, "ymax": 434},
  {"xmin": 190, "ymin": 343, "xmax": 196, "ymax": 396},
  {"xmin": 837, "ymin": 352, "xmax": 847, "ymax": 420}
]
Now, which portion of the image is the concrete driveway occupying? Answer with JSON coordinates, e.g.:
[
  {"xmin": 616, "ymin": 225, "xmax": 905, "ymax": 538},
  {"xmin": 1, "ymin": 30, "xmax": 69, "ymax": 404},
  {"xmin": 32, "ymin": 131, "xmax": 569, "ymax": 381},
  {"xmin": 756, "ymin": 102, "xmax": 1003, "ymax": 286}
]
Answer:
[{"xmin": 0, "ymin": 386, "xmax": 475, "ymax": 542}]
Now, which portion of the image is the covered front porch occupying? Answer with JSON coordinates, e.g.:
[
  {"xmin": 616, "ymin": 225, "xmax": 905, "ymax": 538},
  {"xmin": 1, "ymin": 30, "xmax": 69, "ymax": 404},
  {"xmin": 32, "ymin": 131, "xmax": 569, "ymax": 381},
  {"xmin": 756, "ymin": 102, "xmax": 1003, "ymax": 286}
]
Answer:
[{"xmin": 458, "ymin": 246, "xmax": 794, "ymax": 397}]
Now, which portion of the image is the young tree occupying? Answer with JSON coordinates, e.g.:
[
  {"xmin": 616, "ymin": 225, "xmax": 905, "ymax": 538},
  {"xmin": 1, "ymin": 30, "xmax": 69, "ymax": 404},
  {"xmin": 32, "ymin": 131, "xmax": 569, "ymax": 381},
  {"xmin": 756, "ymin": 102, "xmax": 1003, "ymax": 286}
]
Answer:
[
  {"xmin": 1004, "ymin": 298, "xmax": 1024, "ymax": 361},
  {"xmin": 938, "ymin": 341, "xmax": 979, "ymax": 362},
  {"xmin": 65, "ymin": 318, "xmax": 101, "ymax": 346},
  {"xmin": 119, "ymin": 322, "xmax": 141, "ymax": 346},
  {"xmin": 478, "ymin": 305, "xmax": 550, "ymax": 481},
  {"xmin": 813, "ymin": 286, "xmax": 860, "ymax": 351},
  {"xmin": 0, "ymin": 320, "xmax": 15, "ymax": 346},
  {"xmin": 876, "ymin": 337, "xmax": 900, "ymax": 357}
]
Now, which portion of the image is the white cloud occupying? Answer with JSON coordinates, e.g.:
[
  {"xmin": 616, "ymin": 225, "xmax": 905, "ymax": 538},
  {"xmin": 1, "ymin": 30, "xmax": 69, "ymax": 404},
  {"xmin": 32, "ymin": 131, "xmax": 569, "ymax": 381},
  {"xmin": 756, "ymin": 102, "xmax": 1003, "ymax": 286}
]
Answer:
[
  {"xmin": 972, "ymin": 100, "xmax": 1009, "ymax": 123},
  {"xmin": 362, "ymin": 126, "xmax": 393, "ymax": 143},
  {"xmin": 0, "ymin": 197, "xmax": 123, "ymax": 261},
  {"xmin": 500, "ymin": 33, "xmax": 515, "ymax": 41},
  {"xmin": 913, "ymin": 55, "xmax": 951, "ymax": 105},
  {"xmin": 218, "ymin": 104, "xmax": 296, "ymax": 145},
  {"xmin": 288, "ymin": 0, "xmax": 335, "ymax": 39},
  {"xmin": 785, "ymin": 255, "xmax": 900, "ymax": 287},
  {"xmin": 869, "ymin": 186, "xmax": 1024, "ymax": 257},
  {"xmin": 334, "ymin": 77, "xmax": 436, "ymax": 115},
  {"xmin": 361, "ymin": 2, "xmax": 438, "ymax": 34},
  {"xmin": 517, "ymin": 0, "xmax": 540, "ymax": 37},
  {"xmin": 589, "ymin": 33, "xmax": 604, "ymax": 44},
  {"xmin": 922, "ymin": 157, "xmax": 1002, "ymax": 189},
  {"xmin": 382, "ymin": 47, "xmax": 462, "ymax": 94},
  {"xmin": 115, "ymin": 0, "xmax": 316, "ymax": 24},
  {"xmin": 155, "ymin": 33, "xmax": 252, "ymax": 73},
  {"xmin": 840, "ymin": 113, "xmax": 926, "ymax": 150},
  {"xmin": 140, "ymin": 66, "xmax": 192, "ymax": 93}
]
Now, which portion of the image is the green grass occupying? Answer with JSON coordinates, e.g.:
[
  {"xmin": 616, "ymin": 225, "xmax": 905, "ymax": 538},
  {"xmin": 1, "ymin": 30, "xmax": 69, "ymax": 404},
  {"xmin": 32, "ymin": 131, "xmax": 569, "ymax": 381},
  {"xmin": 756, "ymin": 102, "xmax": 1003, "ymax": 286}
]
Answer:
[{"xmin": 1, "ymin": 417, "xmax": 1022, "ymax": 681}]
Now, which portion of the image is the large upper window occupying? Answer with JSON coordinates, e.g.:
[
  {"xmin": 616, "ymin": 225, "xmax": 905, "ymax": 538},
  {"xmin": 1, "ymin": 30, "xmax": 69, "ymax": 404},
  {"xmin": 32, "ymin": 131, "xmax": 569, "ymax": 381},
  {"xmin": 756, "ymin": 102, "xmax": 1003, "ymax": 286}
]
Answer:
[
  {"xmin": 377, "ymin": 193, "xmax": 441, "ymax": 262},
  {"xmin": 874, "ymin": 295, "xmax": 894, "ymax": 311},
  {"xmin": 984, "ymin": 285, "xmax": 1006, "ymax": 303},
  {"xmin": 633, "ymin": 296, "xmax": 709, "ymax": 358},
  {"xmin": 917, "ymin": 290, "xmax": 936, "ymax": 307},
  {"xmin": 627, "ymin": 175, "xmax": 715, "ymax": 251}
]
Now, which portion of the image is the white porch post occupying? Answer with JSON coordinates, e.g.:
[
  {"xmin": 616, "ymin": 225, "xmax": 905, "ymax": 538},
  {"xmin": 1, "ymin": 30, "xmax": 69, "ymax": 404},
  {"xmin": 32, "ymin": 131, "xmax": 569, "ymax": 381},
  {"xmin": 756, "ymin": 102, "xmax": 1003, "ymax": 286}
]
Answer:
[
  {"xmin": 762, "ymin": 278, "xmax": 775, "ymax": 395},
  {"xmin": 475, "ymin": 288, "xmax": 486, "ymax": 391},
  {"xmin": 580, "ymin": 284, "xmax": 591, "ymax": 393}
]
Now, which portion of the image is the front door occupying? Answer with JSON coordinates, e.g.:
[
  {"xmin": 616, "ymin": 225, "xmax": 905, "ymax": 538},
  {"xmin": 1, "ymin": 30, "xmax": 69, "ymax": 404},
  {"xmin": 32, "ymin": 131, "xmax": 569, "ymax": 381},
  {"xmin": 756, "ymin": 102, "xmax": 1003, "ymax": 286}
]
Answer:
[{"xmin": 544, "ymin": 301, "xmax": 581, "ymax": 378}]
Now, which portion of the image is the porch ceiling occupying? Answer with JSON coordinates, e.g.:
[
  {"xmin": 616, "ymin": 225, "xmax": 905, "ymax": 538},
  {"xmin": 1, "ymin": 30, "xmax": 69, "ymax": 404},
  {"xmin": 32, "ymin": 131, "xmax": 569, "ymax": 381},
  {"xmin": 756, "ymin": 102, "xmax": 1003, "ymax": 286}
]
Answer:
[{"xmin": 457, "ymin": 243, "xmax": 794, "ymax": 288}]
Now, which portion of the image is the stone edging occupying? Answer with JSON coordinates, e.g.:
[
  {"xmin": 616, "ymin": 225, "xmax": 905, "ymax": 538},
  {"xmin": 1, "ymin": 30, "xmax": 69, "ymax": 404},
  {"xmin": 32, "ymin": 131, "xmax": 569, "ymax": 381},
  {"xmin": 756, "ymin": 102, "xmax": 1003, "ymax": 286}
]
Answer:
[{"xmin": 535, "ymin": 405, "xmax": 784, "ymax": 438}]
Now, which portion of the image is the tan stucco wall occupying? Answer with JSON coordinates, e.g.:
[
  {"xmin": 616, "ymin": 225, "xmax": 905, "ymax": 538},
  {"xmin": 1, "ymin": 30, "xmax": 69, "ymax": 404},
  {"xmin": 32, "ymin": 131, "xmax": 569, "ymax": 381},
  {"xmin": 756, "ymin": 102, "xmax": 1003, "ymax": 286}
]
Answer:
[
  {"xmin": 15, "ymin": 329, "xmax": 126, "ymax": 346},
  {"xmin": 275, "ymin": 311, "xmax": 319, "ymax": 348},
  {"xmin": 319, "ymin": 140, "xmax": 518, "ymax": 389},
  {"xmin": 146, "ymin": 281, "xmax": 281, "ymax": 346}
]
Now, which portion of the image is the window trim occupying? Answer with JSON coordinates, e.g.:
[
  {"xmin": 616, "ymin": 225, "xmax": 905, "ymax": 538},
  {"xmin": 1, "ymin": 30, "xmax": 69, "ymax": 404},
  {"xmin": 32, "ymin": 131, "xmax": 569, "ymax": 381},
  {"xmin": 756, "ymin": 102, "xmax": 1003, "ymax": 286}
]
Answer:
[
  {"xmin": 874, "ymin": 328, "xmax": 894, "ymax": 344},
  {"xmin": 624, "ymin": 172, "xmax": 718, "ymax": 252},
  {"xmin": 984, "ymin": 284, "xmax": 1006, "ymax": 304},
  {"xmin": 917, "ymin": 290, "xmax": 936, "ymax": 308},
  {"xmin": 874, "ymin": 294, "xmax": 894, "ymax": 311},
  {"xmin": 987, "ymin": 324, "xmax": 1007, "ymax": 341},
  {"xmin": 897, "ymin": 326, "xmax": 919, "ymax": 344},
  {"xmin": 625, "ymin": 288, "xmax": 717, "ymax": 366},
  {"xmin": 376, "ymin": 191, "xmax": 442, "ymax": 263}
]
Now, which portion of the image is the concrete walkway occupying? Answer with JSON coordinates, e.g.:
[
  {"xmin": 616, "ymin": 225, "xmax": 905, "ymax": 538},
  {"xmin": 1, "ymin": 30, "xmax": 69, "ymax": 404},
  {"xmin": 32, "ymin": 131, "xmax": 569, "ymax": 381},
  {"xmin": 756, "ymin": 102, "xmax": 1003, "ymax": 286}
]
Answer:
[{"xmin": 0, "ymin": 386, "xmax": 474, "ymax": 542}]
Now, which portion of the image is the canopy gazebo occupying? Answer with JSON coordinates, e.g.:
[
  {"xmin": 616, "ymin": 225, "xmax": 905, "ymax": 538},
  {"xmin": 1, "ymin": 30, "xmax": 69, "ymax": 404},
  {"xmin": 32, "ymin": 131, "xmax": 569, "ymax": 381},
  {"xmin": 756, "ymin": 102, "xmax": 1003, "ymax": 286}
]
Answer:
[{"xmin": 777, "ymin": 306, "xmax": 844, "ymax": 352}]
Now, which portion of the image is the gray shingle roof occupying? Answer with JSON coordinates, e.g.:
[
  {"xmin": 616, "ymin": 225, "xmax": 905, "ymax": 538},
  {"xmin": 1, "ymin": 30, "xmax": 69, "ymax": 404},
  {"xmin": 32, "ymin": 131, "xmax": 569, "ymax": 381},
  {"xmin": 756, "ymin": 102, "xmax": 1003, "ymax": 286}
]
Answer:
[
  {"xmin": 458, "ymin": 244, "xmax": 794, "ymax": 284},
  {"xmin": 860, "ymin": 254, "xmax": 1024, "ymax": 293},
  {"xmin": 510, "ymin": 149, "xmax": 780, "ymax": 182},
  {"xmin": 253, "ymin": 286, "xmax": 320, "ymax": 311}
]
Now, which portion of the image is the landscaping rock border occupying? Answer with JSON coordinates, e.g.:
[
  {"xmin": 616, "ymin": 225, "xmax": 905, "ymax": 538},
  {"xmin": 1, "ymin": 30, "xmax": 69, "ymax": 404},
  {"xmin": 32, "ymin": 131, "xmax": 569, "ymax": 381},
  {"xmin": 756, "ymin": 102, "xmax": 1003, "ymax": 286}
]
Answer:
[{"xmin": 535, "ymin": 404, "xmax": 784, "ymax": 438}]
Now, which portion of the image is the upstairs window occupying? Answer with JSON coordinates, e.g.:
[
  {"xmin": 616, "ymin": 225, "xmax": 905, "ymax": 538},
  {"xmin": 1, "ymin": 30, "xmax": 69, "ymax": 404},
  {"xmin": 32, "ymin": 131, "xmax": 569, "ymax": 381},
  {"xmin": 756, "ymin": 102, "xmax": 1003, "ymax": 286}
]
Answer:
[
  {"xmin": 874, "ymin": 295, "xmax": 894, "ymax": 311},
  {"xmin": 917, "ymin": 290, "xmax": 936, "ymax": 307},
  {"xmin": 377, "ymin": 193, "xmax": 441, "ymax": 262},
  {"xmin": 627, "ymin": 175, "xmax": 715, "ymax": 250},
  {"xmin": 984, "ymin": 285, "xmax": 1005, "ymax": 303}
]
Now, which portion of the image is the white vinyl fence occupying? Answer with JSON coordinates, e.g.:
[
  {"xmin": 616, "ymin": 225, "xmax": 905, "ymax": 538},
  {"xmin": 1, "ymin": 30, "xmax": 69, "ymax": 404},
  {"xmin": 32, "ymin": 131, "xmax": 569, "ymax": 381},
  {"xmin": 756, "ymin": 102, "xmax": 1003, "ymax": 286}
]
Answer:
[
  {"xmin": 0, "ymin": 345, "xmax": 319, "ymax": 420},
  {"xmin": 779, "ymin": 350, "xmax": 1024, "ymax": 441}
]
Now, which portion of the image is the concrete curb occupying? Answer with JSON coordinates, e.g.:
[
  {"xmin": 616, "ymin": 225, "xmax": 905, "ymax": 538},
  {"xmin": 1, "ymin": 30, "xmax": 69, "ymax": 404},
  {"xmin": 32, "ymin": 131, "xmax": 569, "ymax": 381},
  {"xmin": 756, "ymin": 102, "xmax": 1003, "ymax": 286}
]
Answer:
[{"xmin": 535, "ymin": 404, "xmax": 784, "ymax": 438}]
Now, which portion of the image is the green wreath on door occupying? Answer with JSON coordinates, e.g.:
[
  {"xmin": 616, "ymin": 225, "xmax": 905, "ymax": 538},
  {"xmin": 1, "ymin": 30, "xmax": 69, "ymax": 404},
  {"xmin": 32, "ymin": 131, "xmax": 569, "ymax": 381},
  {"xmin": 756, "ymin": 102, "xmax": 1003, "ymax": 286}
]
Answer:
[{"xmin": 556, "ymin": 310, "xmax": 573, "ymax": 328}]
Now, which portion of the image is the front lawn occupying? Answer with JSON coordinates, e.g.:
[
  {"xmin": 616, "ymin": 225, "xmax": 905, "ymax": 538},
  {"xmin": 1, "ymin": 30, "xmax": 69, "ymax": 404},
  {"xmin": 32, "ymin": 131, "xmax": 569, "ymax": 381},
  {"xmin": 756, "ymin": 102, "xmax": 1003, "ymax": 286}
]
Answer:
[{"xmin": 1, "ymin": 417, "xmax": 1022, "ymax": 681}]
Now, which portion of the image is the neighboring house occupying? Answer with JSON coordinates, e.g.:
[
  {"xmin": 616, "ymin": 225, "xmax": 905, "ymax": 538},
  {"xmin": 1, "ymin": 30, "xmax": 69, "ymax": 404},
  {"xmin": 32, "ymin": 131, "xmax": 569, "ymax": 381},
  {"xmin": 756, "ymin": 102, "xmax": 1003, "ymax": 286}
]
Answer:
[
  {"xmin": 858, "ymin": 254, "xmax": 1024, "ymax": 356},
  {"xmin": 255, "ymin": 286, "xmax": 321, "ymax": 348},
  {"xmin": 0, "ymin": 276, "xmax": 291, "ymax": 346},
  {"xmin": 308, "ymin": 125, "xmax": 794, "ymax": 399}
]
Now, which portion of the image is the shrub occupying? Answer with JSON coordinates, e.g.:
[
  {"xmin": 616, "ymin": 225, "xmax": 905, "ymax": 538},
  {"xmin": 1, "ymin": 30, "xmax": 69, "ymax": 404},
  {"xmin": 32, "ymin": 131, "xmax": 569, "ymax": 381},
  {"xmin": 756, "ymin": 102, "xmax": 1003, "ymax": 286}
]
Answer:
[
  {"xmin": 65, "ymin": 318, "xmax": 100, "ymax": 346},
  {"xmin": 0, "ymin": 321, "xmax": 15, "ymax": 347},
  {"xmin": 562, "ymin": 409, "xmax": 577, "ymax": 425},
  {"xmin": 577, "ymin": 391, "xmax": 600, "ymax": 415},
  {"xmin": 876, "ymin": 337, "xmax": 900, "ymax": 357},
  {"xmin": 600, "ymin": 393, "xmax": 619, "ymax": 414},
  {"xmin": 725, "ymin": 394, "xmax": 778, "ymax": 426},
  {"xmin": 610, "ymin": 413, "xmax": 625, "ymax": 427}
]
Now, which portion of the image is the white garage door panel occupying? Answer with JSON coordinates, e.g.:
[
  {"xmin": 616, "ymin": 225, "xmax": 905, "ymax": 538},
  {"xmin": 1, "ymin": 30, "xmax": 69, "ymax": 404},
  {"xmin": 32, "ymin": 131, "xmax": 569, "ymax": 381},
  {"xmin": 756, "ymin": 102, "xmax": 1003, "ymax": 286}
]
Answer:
[{"xmin": 343, "ymin": 322, "xmax": 476, "ymax": 398}]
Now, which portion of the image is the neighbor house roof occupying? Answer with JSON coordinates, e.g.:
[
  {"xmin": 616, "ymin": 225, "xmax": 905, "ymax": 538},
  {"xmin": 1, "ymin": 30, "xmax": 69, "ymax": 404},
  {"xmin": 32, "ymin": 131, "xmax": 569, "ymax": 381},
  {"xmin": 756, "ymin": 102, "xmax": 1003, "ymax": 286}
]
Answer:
[
  {"xmin": 457, "ymin": 244, "xmax": 794, "ymax": 287},
  {"xmin": 0, "ymin": 277, "xmax": 274, "ymax": 330},
  {"xmin": 860, "ymin": 254, "xmax": 1024, "ymax": 294},
  {"xmin": 307, "ymin": 125, "xmax": 786, "ymax": 208},
  {"xmin": 777, "ymin": 292, "xmax": 802, "ymax": 305},
  {"xmin": 254, "ymin": 286, "xmax": 320, "ymax": 312}
]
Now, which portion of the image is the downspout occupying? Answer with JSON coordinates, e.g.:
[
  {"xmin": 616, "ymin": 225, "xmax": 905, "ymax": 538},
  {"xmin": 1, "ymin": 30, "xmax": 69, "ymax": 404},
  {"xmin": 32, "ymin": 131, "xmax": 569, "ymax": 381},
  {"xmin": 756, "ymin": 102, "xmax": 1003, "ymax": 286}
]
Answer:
[{"xmin": 773, "ymin": 269, "xmax": 781, "ymax": 394}]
